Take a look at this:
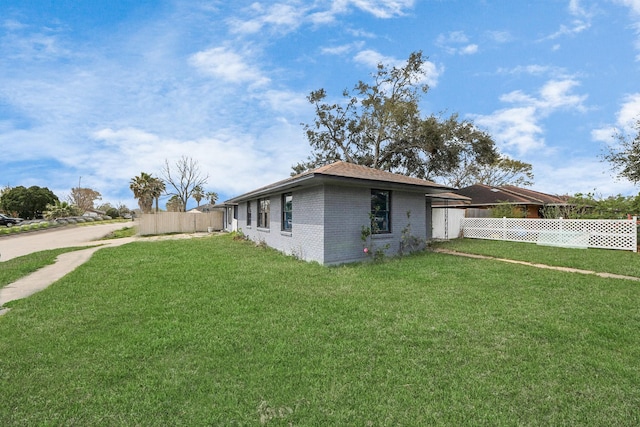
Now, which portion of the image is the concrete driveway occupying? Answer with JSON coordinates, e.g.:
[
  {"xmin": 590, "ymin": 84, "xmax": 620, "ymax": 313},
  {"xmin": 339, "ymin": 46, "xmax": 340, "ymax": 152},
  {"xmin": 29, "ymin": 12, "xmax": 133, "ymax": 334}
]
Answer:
[
  {"xmin": 0, "ymin": 221, "xmax": 134, "ymax": 262},
  {"xmin": 0, "ymin": 223, "xmax": 213, "ymax": 314},
  {"xmin": 0, "ymin": 222, "xmax": 136, "ymax": 313}
]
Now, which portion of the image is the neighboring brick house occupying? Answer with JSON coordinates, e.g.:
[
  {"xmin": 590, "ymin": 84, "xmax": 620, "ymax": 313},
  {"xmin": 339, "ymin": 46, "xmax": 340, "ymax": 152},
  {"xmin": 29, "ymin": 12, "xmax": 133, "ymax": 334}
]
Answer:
[
  {"xmin": 451, "ymin": 184, "xmax": 569, "ymax": 218},
  {"xmin": 223, "ymin": 161, "xmax": 452, "ymax": 265}
]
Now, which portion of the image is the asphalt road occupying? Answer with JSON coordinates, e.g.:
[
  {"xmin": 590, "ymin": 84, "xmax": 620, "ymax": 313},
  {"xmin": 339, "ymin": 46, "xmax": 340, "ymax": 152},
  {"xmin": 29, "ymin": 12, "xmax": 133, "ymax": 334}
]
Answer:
[{"xmin": 0, "ymin": 222, "xmax": 133, "ymax": 262}]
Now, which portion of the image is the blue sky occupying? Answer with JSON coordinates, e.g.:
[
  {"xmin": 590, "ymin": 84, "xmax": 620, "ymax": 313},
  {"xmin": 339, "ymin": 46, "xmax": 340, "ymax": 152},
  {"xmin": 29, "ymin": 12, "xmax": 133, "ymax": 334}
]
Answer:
[{"xmin": 2, "ymin": 0, "xmax": 640, "ymax": 210}]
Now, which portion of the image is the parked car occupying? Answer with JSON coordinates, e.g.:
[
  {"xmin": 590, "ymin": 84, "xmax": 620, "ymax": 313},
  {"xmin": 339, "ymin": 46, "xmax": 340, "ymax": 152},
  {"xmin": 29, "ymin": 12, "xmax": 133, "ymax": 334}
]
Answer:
[{"xmin": 0, "ymin": 213, "xmax": 23, "ymax": 226}]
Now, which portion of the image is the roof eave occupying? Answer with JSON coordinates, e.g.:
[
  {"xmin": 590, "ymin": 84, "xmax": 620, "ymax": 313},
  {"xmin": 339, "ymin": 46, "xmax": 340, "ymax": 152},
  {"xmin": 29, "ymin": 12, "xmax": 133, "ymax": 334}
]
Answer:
[{"xmin": 224, "ymin": 172, "xmax": 454, "ymax": 204}]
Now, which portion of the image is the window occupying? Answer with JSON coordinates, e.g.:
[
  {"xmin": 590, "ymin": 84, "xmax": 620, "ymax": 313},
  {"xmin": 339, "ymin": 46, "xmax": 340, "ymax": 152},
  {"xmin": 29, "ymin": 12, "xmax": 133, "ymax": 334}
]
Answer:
[
  {"xmin": 258, "ymin": 197, "xmax": 270, "ymax": 228},
  {"xmin": 246, "ymin": 202, "xmax": 252, "ymax": 226},
  {"xmin": 282, "ymin": 193, "xmax": 292, "ymax": 231},
  {"xmin": 371, "ymin": 190, "xmax": 391, "ymax": 233}
]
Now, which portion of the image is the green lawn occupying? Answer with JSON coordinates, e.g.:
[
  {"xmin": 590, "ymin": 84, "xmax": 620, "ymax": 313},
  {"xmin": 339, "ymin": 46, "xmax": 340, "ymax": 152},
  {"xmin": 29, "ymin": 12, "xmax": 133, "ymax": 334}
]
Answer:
[
  {"xmin": 1, "ymin": 235, "xmax": 639, "ymax": 425},
  {"xmin": 432, "ymin": 237, "xmax": 640, "ymax": 278},
  {"xmin": 0, "ymin": 247, "xmax": 85, "ymax": 287}
]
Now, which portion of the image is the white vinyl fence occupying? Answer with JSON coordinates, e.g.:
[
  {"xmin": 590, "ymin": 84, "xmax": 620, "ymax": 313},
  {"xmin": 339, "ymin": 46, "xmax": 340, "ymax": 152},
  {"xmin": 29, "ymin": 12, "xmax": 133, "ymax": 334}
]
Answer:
[
  {"xmin": 138, "ymin": 212, "xmax": 224, "ymax": 236},
  {"xmin": 432, "ymin": 208, "xmax": 466, "ymax": 239},
  {"xmin": 461, "ymin": 217, "xmax": 638, "ymax": 252}
]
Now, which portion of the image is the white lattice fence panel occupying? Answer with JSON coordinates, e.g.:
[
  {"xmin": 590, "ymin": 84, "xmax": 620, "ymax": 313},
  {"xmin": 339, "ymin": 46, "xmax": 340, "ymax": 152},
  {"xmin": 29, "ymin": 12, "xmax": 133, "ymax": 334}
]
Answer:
[{"xmin": 461, "ymin": 217, "xmax": 637, "ymax": 252}]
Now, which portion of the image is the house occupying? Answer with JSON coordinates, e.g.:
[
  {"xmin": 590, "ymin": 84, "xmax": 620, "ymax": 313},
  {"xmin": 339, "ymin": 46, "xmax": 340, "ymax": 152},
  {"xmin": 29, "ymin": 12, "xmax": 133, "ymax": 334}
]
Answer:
[
  {"xmin": 450, "ymin": 184, "xmax": 569, "ymax": 218},
  {"xmin": 188, "ymin": 203, "xmax": 225, "ymax": 214},
  {"xmin": 223, "ymin": 161, "xmax": 453, "ymax": 265}
]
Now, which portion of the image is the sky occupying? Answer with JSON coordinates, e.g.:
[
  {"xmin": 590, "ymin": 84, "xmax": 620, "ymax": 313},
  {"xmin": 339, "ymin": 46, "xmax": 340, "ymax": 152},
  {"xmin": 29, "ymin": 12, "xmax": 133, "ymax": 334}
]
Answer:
[{"xmin": 1, "ymin": 0, "xmax": 640, "ymax": 211}]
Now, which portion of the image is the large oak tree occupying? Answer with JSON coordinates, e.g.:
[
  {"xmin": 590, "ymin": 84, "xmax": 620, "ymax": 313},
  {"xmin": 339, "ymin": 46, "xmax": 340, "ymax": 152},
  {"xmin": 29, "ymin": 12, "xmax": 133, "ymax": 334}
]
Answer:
[
  {"xmin": 604, "ymin": 119, "xmax": 640, "ymax": 185},
  {"xmin": 294, "ymin": 51, "xmax": 521, "ymax": 186}
]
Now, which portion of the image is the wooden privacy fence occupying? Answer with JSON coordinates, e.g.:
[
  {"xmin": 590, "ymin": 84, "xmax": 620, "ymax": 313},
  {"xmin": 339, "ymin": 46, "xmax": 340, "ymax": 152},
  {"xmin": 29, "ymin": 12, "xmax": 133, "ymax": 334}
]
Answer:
[
  {"xmin": 138, "ymin": 212, "xmax": 224, "ymax": 236},
  {"xmin": 461, "ymin": 217, "xmax": 638, "ymax": 252}
]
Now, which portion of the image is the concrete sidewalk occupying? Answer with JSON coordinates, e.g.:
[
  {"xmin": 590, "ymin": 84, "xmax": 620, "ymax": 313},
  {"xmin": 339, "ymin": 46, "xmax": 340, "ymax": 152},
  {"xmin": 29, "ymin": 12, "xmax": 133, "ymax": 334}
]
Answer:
[
  {"xmin": 0, "ymin": 231, "xmax": 213, "ymax": 315},
  {"xmin": 0, "ymin": 237, "xmax": 136, "ymax": 315}
]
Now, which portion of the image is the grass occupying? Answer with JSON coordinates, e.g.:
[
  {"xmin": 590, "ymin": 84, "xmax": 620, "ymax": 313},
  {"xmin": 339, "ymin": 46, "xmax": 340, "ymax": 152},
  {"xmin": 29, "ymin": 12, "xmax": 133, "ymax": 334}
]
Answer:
[
  {"xmin": 1, "ymin": 235, "xmax": 639, "ymax": 425},
  {"xmin": 0, "ymin": 247, "xmax": 86, "ymax": 288},
  {"xmin": 101, "ymin": 226, "xmax": 137, "ymax": 239},
  {"xmin": 432, "ymin": 238, "xmax": 640, "ymax": 278}
]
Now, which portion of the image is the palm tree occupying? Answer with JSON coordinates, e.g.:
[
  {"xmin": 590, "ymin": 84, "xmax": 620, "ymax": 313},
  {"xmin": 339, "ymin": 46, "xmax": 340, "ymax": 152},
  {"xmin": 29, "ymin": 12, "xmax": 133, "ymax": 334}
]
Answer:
[
  {"xmin": 149, "ymin": 177, "xmax": 166, "ymax": 213},
  {"xmin": 166, "ymin": 195, "xmax": 184, "ymax": 212},
  {"xmin": 129, "ymin": 172, "xmax": 154, "ymax": 214},
  {"xmin": 206, "ymin": 191, "xmax": 219, "ymax": 206},
  {"xmin": 193, "ymin": 185, "xmax": 205, "ymax": 207},
  {"xmin": 43, "ymin": 201, "xmax": 81, "ymax": 219}
]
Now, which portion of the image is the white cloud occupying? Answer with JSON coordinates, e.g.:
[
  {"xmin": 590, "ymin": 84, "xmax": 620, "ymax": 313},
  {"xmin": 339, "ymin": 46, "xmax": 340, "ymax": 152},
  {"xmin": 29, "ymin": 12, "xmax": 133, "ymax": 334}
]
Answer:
[
  {"xmin": 475, "ymin": 106, "xmax": 546, "ymax": 154},
  {"xmin": 460, "ymin": 44, "xmax": 478, "ymax": 55},
  {"xmin": 257, "ymin": 89, "xmax": 311, "ymax": 115},
  {"xmin": 349, "ymin": 0, "xmax": 415, "ymax": 18},
  {"xmin": 611, "ymin": 0, "xmax": 640, "ymax": 59},
  {"xmin": 436, "ymin": 31, "xmax": 479, "ymax": 55},
  {"xmin": 228, "ymin": 3, "xmax": 305, "ymax": 35},
  {"xmin": 532, "ymin": 157, "xmax": 638, "ymax": 196},
  {"xmin": 1, "ymin": 25, "xmax": 71, "ymax": 61},
  {"xmin": 346, "ymin": 28, "xmax": 377, "ymax": 38},
  {"xmin": 497, "ymin": 79, "xmax": 587, "ymax": 113},
  {"xmin": 537, "ymin": 79, "xmax": 588, "ymax": 111},
  {"xmin": 544, "ymin": 0, "xmax": 593, "ymax": 40},
  {"xmin": 591, "ymin": 126, "xmax": 616, "ymax": 143},
  {"xmin": 486, "ymin": 30, "xmax": 512, "ymax": 43},
  {"xmin": 229, "ymin": 0, "xmax": 415, "ymax": 34},
  {"xmin": 591, "ymin": 92, "xmax": 640, "ymax": 143},
  {"xmin": 473, "ymin": 79, "xmax": 588, "ymax": 155},
  {"xmin": 353, "ymin": 49, "xmax": 394, "ymax": 68},
  {"xmin": 321, "ymin": 41, "xmax": 366, "ymax": 56},
  {"xmin": 612, "ymin": 0, "xmax": 640, "ymax": 15},
  {"xmin": 616, "ymin": 92, "xmax": 640, "ymax": 128},
  {"xmin": 90, "ymin": 125, "xmax": 309, "ymax": 203},
  {"xmin": 189, "ymin": 46, "xmax": 270, "ymax": 86},
  {"xmin": 497, "ymin": 64, "xmax": 569, "ymax": 78},
  {"xmin": 2, "ymin": 19, "xmax": 27, "ymax": 31}
]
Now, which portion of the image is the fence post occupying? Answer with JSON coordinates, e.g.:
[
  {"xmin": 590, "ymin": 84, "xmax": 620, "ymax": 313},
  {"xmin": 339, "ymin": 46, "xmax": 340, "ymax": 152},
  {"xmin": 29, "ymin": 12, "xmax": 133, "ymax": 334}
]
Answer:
[
  {"xmin": 634, "ymin": 216, "xmax": 638, "ymax": 253},
  {"xmin": 502, "ymin": 217, "xmax": 507, "ymax": 240}
]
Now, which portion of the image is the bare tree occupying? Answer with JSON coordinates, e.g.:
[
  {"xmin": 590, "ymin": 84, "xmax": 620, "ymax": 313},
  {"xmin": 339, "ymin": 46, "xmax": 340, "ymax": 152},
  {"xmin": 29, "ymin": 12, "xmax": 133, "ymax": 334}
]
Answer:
[
  {"xmin": 68, "ymin": 187, "xmax": 102, "ymax": 213},
  {"xmin": 161, "ymin": 156, "xmax": 209, "ymax": 212}
]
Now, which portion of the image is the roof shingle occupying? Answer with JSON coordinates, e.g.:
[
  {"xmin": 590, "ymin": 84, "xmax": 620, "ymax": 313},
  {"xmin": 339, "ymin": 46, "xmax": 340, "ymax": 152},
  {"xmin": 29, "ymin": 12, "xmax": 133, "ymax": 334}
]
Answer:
[{"xmin": 225, "ymin": 161, "xmax": 452, "ymax": 203}]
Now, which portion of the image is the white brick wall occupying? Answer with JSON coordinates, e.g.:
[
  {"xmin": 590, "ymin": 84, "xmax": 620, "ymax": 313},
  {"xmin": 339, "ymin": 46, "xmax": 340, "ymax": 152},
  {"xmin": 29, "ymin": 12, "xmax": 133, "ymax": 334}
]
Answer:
[
  {"xmin": 323, "ymin": 185, "xmax": 370, "ymax": 264},
  {"xmin": 239, "ymin": 186, "xmax": 326, "ymax": 264}
]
